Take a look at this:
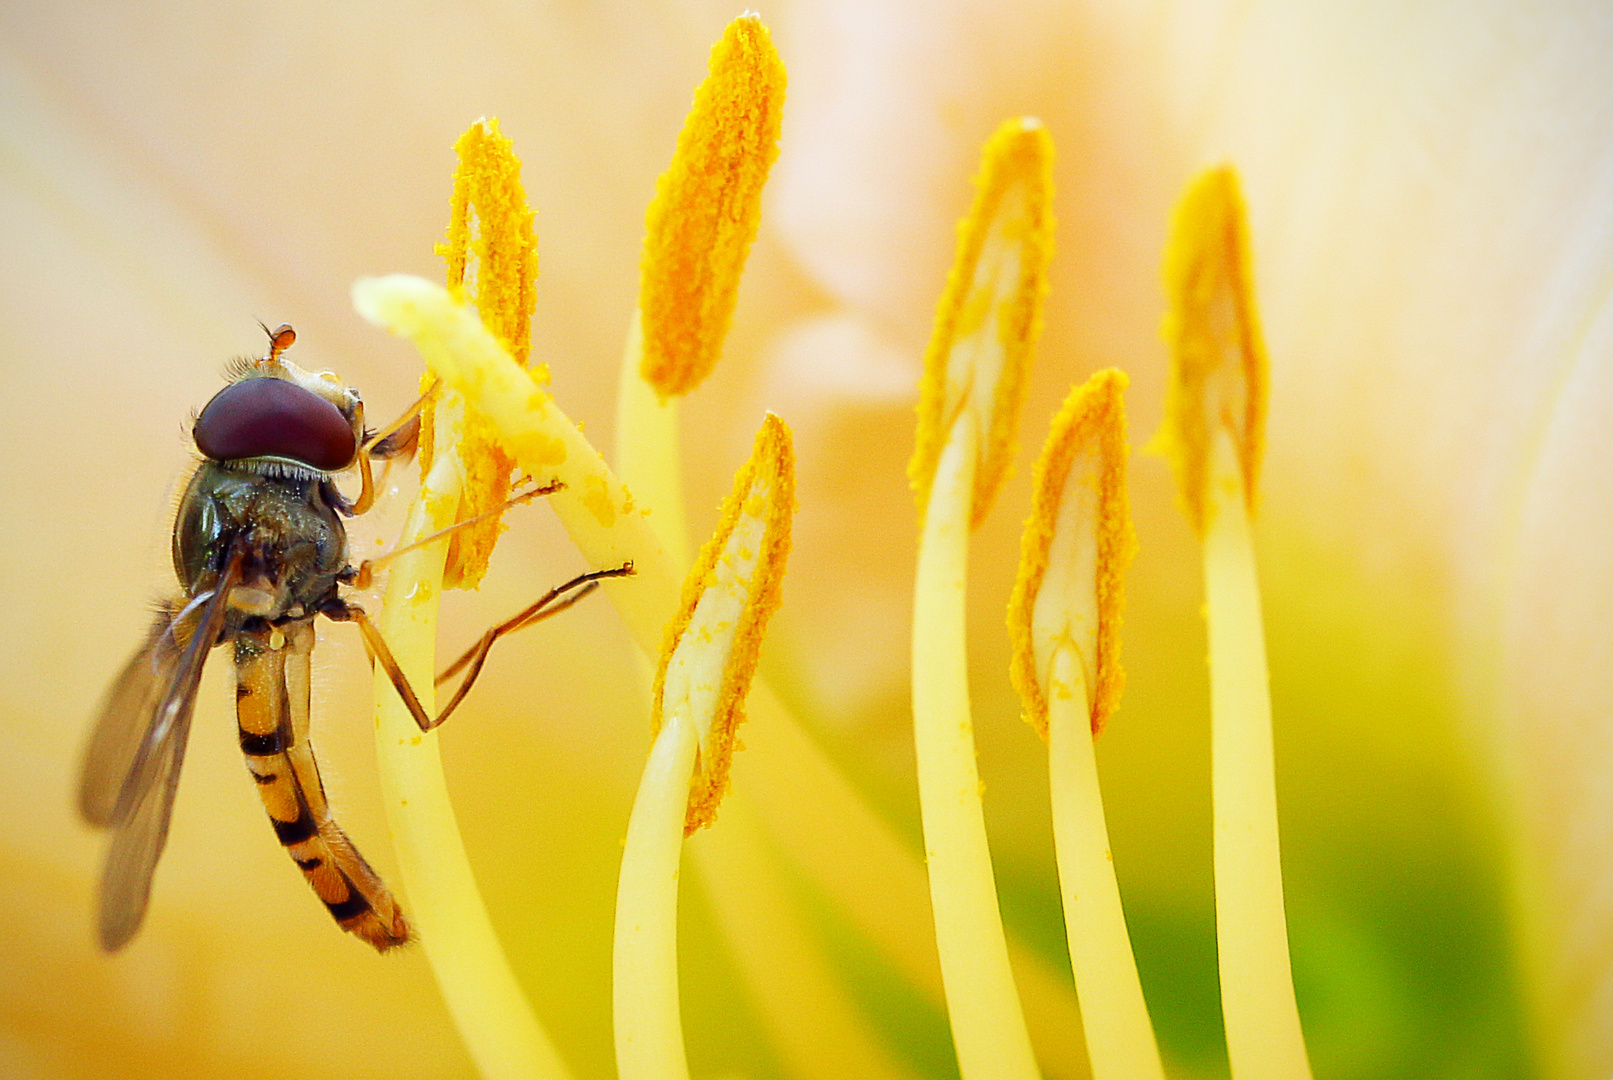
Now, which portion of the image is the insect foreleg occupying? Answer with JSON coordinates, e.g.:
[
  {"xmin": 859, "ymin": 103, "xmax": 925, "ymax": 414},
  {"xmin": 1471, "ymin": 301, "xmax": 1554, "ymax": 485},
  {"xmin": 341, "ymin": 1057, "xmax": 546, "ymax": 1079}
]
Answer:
[
  {"xmin": 347, "ymin": 385, "xmax": 435, "ymax": 517},
  {"xmin": 340, "ymin": 477, "xmax": 562, "ymax": 590}
]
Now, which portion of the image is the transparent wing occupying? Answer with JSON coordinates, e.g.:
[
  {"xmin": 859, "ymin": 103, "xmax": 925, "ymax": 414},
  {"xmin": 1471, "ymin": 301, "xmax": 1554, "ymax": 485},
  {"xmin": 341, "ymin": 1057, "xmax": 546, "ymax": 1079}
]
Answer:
[
  {"xmin": 111, "ymin": 552, "xmax": 242, "ymax": 828},
  {"xmin": 96, "ymin": 699, "xmax": 192, "ymax": 951},
  {"xmin": 78, "ymin": 607, "xmax": 184, "ymax": 828},
  {"xmin": 89, "ymin": 549, "xmax": 242, "ymax": 951}
]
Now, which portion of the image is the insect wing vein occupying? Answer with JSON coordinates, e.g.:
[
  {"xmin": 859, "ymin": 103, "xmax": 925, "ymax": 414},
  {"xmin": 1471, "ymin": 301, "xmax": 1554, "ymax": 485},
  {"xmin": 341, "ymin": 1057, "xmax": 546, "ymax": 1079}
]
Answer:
[
  {"xmin": 97, "ymin": 699, "xmax": 193, "ymax": 951},
  {"xmin": 110, "ymin": 553, "xmax": 240, "ymax": 826},
  {"xmin": 92, "ymin": 548, "xmax": 241, "ymax": 951},
  {"xmin": 79, "ymin": 608, "xmax": 184, "ymax": 827}
]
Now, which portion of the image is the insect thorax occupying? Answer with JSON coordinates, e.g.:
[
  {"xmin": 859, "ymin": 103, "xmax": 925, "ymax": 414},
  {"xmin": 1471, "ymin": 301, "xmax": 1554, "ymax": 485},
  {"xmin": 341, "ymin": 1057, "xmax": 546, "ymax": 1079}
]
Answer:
[{"xmin": 173, "ymin": 461, "xmax": 349, "ymax": 629}]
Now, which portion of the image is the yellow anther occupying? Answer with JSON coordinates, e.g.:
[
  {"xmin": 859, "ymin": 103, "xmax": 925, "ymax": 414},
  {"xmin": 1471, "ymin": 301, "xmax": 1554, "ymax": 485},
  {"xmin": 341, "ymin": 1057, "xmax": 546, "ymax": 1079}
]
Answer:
[
  {"xmin": 1150, "ymin": 164, "xmax": 1268, "ymax": 536},
  {"xmin": 639, "ymin": 14, "xmax": 786, "ymax": 399},
  {"xmin": 423, "ymin": 118, "xmax": 539, "ymax": 588},
  {"xmin": 439, "ymin": 119, "xmax": 539, "ymax": 365},
  {"xmin": 909, "ymin": 117, "xmax": 1055, "ymax": 528},
  {"xmin": 1008, "ymin": 369, "xmax": 1135, "ymax": 740},
  {"xmin": 1151, "ymin": 169, "xmax": 1312, "ymax": 1076},
  {"xmin": 651, "ymin": 412, "xmax": 795, "ymax": 834}
]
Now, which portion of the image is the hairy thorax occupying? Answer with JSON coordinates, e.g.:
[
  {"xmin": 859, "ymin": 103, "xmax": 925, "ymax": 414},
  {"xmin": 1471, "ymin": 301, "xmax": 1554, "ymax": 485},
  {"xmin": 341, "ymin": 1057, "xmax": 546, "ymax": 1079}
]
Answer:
[{"xmin": 172, "ymin": 461, "xmax": 349, "ymax": 635}]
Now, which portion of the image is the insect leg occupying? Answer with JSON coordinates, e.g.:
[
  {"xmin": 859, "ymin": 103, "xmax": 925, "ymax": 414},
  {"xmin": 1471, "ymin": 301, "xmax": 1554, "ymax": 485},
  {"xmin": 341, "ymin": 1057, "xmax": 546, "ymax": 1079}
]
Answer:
[
  {"xmin": 366, "ymin": 394, "xmax": 426, "ymax": 463},
  {"xmin": 235, "ymin": 621, "xmax": 408, "ymax": 951},
  {"xmin": 340, "ymin": 477, "xmax": 561, "ymax": 590},
  {"xmin": 348, "ymin": 386, "xmax": 435, "ymax": 517},
  {"xmin": 433, "ymin": 563, "xmax": 637, "ymax": 720},
  {"xmin": 330, "ymin": 559, "xmax": 633, "ymax": 732},
  {"xmin": 326, "ymin": 599, "xmax": 434, "ymax": 733}
]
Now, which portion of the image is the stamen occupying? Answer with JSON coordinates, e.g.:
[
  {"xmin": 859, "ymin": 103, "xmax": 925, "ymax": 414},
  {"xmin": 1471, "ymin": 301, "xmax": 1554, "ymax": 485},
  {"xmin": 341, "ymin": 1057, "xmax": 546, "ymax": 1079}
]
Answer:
[
  {"xmin": 908, "ymin": 118, "xmax": 1051, "ymax": 1080},
  {"xmin": 1008, "ymin": 370, "xmax": 1162, "ymax": 1080},
  {"xmin": 638, "ymin": 14, "xmax": 785, "ymax": 399},
  {"xmin": 1008, "ymin": 368, "xmax": 1133, "ymax": 738},
  {"xmin": 909, "ymin": 116, "xmax": 1054, "ymax": 528},
  {"xmin": 356, "ymin": 275, "xmax": 1091, "ymax": 1077},
  {"xmin": 1156, "ymin": 166, "xmax": 1313, "ymax": 1079},
  {"xmin": 353, "ymin": 273, "xmax": 682, "ymax": 632},
  {"xmin": 652, "ymin": 412, "xmax": 794, "ymax": 833},
  {"xmin": 617, "ymin": 20, "xmax": 907, "ymax": 1064},
  {"xmin": 615, "ymin": 316, "xmax": 692, "ymax": 561},
  {"xmin": 431, "ymin": 118, "xmax": 539, "ymax": 588},
  {"xmin": 368, "ymin": 379, "xmax": 573, "ymax": 1080},
  {"xmin": 362, "ymin": 127, "xmax": 571, "ymax": 1080},
  {"xmin": 612, "ymin": 28, "xmax": 1081, "ymax": 1068},
  {"xmin": 1150, "ymin": 164, "xmax": 1268, "ymax": 536},
  {"xmin": 438, "ymin": 119, "xmax": 538, "ymax": 367},
  {"xmin": 618, "ymin": 13, "xmax": 784, "ymax": 561},
  {"xmin": 613, "ymin": 414, "xmax": 795, "ymax": 1080}
]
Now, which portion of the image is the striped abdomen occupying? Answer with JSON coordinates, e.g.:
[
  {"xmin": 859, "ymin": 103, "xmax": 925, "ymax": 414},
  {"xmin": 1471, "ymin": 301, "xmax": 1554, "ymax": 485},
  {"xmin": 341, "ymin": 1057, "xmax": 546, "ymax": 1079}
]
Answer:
[{"xmin": 234, "ymin": 620, "xmax": 408, "ymax": 951}]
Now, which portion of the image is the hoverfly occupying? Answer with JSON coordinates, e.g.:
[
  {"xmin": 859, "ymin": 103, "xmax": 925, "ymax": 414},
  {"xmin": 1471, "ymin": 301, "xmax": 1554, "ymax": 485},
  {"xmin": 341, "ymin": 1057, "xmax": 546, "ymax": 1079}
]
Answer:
[{"xmin": 79, "ymin": 324, "xmax": 629, "ymax": 952}]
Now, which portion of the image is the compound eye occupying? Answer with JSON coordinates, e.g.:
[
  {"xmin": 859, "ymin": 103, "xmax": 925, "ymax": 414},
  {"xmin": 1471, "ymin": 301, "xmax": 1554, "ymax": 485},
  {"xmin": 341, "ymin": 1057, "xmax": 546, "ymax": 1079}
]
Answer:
[{"xmin": 194, "ymin": 377, "xmax": 357, "ymax": 471}]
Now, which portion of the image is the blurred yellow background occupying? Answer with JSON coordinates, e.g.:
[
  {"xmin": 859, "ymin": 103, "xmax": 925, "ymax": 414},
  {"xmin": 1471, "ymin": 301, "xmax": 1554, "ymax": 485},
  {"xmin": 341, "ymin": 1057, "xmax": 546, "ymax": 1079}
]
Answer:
[{"xmin": 5, "ymin": 2, "xmax": 1607, "ymax": 1078}]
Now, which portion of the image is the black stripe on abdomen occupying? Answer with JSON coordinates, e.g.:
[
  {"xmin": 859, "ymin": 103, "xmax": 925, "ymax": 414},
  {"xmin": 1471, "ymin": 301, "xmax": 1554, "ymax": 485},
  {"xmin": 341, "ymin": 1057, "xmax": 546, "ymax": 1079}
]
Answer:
[
  {"xmin": 240, "ymin": 728, "xmax": 284, "ymax": 756},
  {"xmin": 326, "ymin": 888, "xmax": 373, "ymax": 923},
  {"xmin": 271, "ymin": 807, "xmax": 318, "ymax": 846}
]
